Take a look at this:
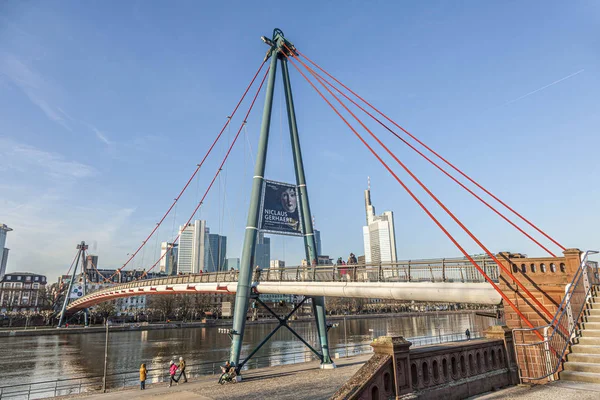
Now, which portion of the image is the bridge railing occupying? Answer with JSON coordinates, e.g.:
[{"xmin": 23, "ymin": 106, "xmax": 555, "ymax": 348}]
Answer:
[
  {"xmin": 68, "ymin": 256, "xmax": 498, "ymax": 308},
  {"xmin": 512, "ymin": 251, "xmax": 599, "ymax": 382},
  {"xmin": 0, "ymin": 330, "xmax": 481, "ymax": 399}
]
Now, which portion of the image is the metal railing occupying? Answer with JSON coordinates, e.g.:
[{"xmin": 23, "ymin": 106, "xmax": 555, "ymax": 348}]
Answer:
[
  {"xmin": 512, "ymin": 250, "xmax": 599, "ymax": 382},
  {"xmin": 68, "ymin": 257, "xmax": 498, "ymax": 309},
  {"xmin": 0, "ymin": 330, "xmax": 480, "ymax": 399}
]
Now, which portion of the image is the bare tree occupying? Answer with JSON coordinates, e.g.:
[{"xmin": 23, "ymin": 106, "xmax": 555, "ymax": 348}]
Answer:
[{"xmin": 94, "ymin": 301, "xmax": 116, "ymax": 324}]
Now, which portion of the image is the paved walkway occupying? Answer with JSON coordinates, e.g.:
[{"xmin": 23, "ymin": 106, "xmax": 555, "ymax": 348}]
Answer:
[
  {"xmin": 472, "ymin": 380, "xmax": 600, "ymax": 399},
  {"xmin": 62, "ymin": 354, "xmax": 370, "ymax": 400}
]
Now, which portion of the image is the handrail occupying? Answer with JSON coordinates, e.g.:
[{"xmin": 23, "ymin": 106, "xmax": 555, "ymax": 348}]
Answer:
[
  {"xmin": 512, "ymin": 250, "xmax": 599, "ymax": 381},
  {"xmin": 0, "ymin": 330, "xmax": 480, "ymax": 399},
  {"xmin": 67, "ymin": 257, "xmax": 500, "ymax": 309}
]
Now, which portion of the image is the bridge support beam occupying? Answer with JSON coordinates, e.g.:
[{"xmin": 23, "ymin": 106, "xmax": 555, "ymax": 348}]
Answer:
[
  {"xmin": 229, "ymin": 46, "xmax": 279, "ymax": 367},
  {"xmin": 237, "ymin": 297, "xmax": 323, "ymax": 372},
  {"xmin": 230, "ymin": 28, "xmax": 333, "ymax": 371},
  {"xmin": 57, "ymin": 241, "xmax": 87, "ymax": 328},
  {"xmin": 281, "ymin": 54, "xmax": 333, "ymax": 367}
]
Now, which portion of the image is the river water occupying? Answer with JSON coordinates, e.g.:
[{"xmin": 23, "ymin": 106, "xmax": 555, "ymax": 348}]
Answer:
[{"xmin": 0, "ymin": 312, "xmax": 495, "ymax": 389}]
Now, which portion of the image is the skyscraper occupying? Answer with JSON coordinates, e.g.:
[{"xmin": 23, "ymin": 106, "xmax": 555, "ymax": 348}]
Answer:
[
  {"xmin": 160, "ymin": 242, "xmax": 178, "ymax": 275},
  {"xmin": 177, "ymin": 220, "xmax": 208, "ymax": 274},
  {"xmin": 362, "ymin": 179, "xmax": 397, "ymax": 264},
  {"xmin": 314, "ymin": 229, "xmax": 322, "ymax": 256},
  {"xmin": 254, "ymin": 232, "xmax": 270, "ymax": 270},
  {"xmin": 0, "ymin": 224, "xmax": 13, "ymax": 280},
  {"xmin": 206, "ymin": 234, "xmax": 227, "ymax": 272}
]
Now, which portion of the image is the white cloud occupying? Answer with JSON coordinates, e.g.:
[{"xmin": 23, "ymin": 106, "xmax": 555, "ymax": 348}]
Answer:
[
  {"xmin": 0, "ymin": 137, "xmax": 96, "ymax": 180},
  {"xmin": 0, "ymin": 52, "xmax": 113, "ymax": 146},
  {"xmin": 0, "ymin": 52, "xmax": 72, "ymax": 131}
]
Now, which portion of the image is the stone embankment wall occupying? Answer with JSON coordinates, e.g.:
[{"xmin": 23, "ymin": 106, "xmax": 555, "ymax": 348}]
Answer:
[{"xmin": 331, "ymin": 325, "xmax": 519, "ymax": 400}]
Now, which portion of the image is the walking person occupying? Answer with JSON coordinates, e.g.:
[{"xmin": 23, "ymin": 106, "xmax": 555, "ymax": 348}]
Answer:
[
  {"xmin": 177, "ymin": 356, "xmax": 188, "ymax": 383},
  {"xmin": 139, "ymin": 363, "xmax": 147, "ymax": 390},
  {"xmin": 254, "ymin": 265, "xmax": 262, "ymax": 282},
  {"xmin": 168, "ymin": 360, "xmax": 179, "ymax": 387},
  {"xmin": 465, "ymin": 328, "xmax": 471, "ymax": 340}
]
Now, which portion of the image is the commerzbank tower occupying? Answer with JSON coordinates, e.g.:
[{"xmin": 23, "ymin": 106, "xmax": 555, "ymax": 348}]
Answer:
[{"xmin": 362, "ymin": 178, "xmax": 397, "ymax": 264}]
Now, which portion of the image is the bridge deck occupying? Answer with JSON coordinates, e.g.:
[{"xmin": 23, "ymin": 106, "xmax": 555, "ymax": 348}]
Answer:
[{"xmin": 68, "ymin": 258, "xmax": 501, "ymax": 310}]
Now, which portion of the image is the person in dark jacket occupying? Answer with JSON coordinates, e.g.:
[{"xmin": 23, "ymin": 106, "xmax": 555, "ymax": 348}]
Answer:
[{"xmin": 177, "ymin": 356, "xmax": 188, "ymax": 383}]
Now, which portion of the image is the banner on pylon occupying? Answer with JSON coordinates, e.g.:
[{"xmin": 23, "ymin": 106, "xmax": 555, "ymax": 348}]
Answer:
[
  {"xmin": 69, "ymin": 285, "xmax": 84, "ymax": 299},
  {"xmin": 258, "ymin": 179, "xmax": 303, "ymax": 236}
]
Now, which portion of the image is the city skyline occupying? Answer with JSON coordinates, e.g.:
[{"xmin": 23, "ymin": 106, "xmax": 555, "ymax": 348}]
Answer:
[{"xmin": 1, "ymin": 3, "xmax": 598, "ymax": 283}]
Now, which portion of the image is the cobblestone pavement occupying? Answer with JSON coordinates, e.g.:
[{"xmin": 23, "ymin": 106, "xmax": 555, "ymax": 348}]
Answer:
[
  {"xmin": 60, "ymin": 354, "xmax": 370, "ymax": 400},
  {"xmin": 472, "ymin": 380, "xmax": 600, "ymax": 399}
]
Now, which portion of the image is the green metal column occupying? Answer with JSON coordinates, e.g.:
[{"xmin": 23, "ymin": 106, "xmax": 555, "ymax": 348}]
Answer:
[
  {"xmin": 57, "ymin": 242, "xmax": 83, "ymax": 328},
  {"xmin": 280, "ymin": 57, "xmax": 334, "ymax": 367},
  {"xmin": 229, "ymin": 44, "xmax": 279, "ymax": 367},
  {"xmin": 82, "ymin": 254, "xmax": 89, "ymax": 327}
]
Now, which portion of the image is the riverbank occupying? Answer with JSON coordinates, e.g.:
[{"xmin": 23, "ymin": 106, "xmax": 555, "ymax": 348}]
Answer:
[
  {"xmin": 57, "ymin": 353, "xmax": 371, "ymax": 400},
  {"xmin": 0, "ymin": 309, "xmax": 496, "ymax": 337}
]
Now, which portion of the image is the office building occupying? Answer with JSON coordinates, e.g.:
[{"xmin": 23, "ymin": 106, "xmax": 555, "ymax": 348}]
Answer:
[
  {"xmin": 160, "ymin": 242, "xmax": 178, "ymax": 275},
  {"xmin": 84, "ymin": 254, "xmax": 98, "ymax": 271},
  {"xmin": 362, "ymin": 178, "xmax": 397, "ymax": 264},
  {"xmin": 314, "ymin": 229, "xmax": 322, "ymax": 256},
  {"xmin": 270, "ymin": 260, "xmax": 285, "ymax": 268},
  {"xmin": 255, "ymin": 232, "xmax": 270, "ymax": 270},
  {"xmin": 0, "ymin": 224, "xmax": 13, "ymax": 280},
  {"xmin": 206, "ymin": 234, "xmax": 227, "ymax": 272},
  {"xmin": 226, "ymin": 258, "xmax": 240, "ymax": 270},
  {"xmin": 0, "ymin": 272, "xmax": 47, "ymax": 312},
  {"xmin": 177, "ymin": 220, "xmax": 208, "ymax": 274}
]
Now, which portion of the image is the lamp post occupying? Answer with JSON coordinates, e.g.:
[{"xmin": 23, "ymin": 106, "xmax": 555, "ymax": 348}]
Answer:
[{"xmin": 102, "ymin": 319, "xmax": 109, "ymax": 393}]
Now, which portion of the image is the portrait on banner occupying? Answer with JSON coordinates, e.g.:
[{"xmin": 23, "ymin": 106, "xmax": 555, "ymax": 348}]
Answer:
[{"xmin": 259, "ymin": 180, "xmax": 303, "ymax": 236}]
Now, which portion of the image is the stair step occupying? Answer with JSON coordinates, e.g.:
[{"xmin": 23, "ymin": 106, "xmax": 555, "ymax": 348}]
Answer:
[
  {"xmin": 577, "ymin": 337, "xmax": 600, "ymax": 346},
  {"xmin": 581, "ymin": 330, "xmax": 600, "ymax": 338},
  {"xmin": 560, "ymin": 370, "xmax": 600, "ymax": 384},
  {"xmin": 581, "ymin": 322, "xmax": 600, "ymax": 330},
  {"xmin": 564, "ymin": 362, "xmax": 600, "ymax": 373},
  {"xmin": 567, "ymin": 353, "xmax": 600, "ymax": 363},
  {"xmin": 570, "ymin": 345, "xmax": 600, "ymax": 355},
  {"xmin": 583, "ymin": 316, "xmax": 600, "ymax": 323}
]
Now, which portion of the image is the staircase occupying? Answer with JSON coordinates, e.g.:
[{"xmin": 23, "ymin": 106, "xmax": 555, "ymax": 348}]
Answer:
[{"xmin": 560, "ymin": 288, "xmax": 600, "ymax": 383}]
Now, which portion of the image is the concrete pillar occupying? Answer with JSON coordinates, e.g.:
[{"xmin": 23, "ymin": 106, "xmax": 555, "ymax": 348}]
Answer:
[
  {"xmin": 485, "ymin": 325, "xmax": 520, "ymax": 385},
  {"xmin": 371, "ymin": 336, "xmax": 413, "ymax": 397}
]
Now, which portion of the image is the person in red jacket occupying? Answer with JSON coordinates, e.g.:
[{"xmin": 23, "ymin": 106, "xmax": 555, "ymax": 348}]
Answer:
[{"xmin": 168, "ymin": 360, "xmax": 179, "ymax": 387}]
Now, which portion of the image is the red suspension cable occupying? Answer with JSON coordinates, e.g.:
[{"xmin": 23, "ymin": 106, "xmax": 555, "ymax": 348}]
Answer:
[
  {"xmin": 300, "ymin": 59, "xmax": 557, "ymax": 257},
  {"xmin": 138, "ymin": 65, "xmax": 270, "ymax": 279},
  {"xmin": 84, "ymin": 251, "xmax": 114, "ymax": 284},
  {"xmin": 54, "ymin": 251, "xmax": 80, "ymax": 302},
  {"xmin": 283, "ymin": 50, "xmax": 544, "ymax": 337},
  {"xmin": 286, "ymin": 48, "xmax": 554, "ymax": 322},
  {"xmin": 106, "ymin": 59, "xmax": 267, "ymax": 282},
  {"xmin": 295, "ymin": 50, "xmax": 565, "ymax": 252}
]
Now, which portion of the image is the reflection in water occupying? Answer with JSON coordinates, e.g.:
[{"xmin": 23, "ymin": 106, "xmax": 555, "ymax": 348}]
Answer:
[{"xmin": 0, "ymin": 313, "xmax": 494, "ymax": 387}]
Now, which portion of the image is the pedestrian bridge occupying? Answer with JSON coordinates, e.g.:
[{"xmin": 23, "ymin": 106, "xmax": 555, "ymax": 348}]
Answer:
[{"xmin": 67, "ymin": 257, "xmax": 502, "ymax": 311}]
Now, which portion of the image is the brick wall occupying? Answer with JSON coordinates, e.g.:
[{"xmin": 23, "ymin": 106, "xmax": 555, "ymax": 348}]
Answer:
[{"xmin": 497, "ymin": 249, "xmax": 581, "ymax": 381}]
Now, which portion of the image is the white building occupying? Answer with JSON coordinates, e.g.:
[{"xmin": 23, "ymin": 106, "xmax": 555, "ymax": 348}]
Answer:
[
  {"xmin": 0, "ymin": 223, "xmax": 12, "ymax": 280},
  {"xmin": 270, "ymin": 260, "xmax": 285, "ymax": 268},
  {"xmin": 177, "ymin": 220, "xmax": 208, "ymax": 274},
  {"xmin": 362, "ymin": 179, "xmax": 397, "ymax": 264}
]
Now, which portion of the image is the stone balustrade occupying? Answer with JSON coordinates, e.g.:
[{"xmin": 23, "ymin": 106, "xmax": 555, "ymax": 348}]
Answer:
[{"xmin": 331, "ymin": 325, "xmax": 518, "ymax": 400}]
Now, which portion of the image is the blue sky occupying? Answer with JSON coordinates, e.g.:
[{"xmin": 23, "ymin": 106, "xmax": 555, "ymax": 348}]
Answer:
[{"xmin": 1, "ymin": 1, "xmax": 598, "ymax": 282}]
